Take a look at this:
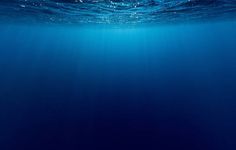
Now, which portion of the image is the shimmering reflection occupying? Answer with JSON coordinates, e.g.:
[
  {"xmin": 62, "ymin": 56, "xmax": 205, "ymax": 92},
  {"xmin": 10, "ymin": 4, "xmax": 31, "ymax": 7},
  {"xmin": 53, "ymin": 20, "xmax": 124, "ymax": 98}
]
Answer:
[{"xmin": 0, "ymin": 0, "xmax": 236, "ymax": 24}]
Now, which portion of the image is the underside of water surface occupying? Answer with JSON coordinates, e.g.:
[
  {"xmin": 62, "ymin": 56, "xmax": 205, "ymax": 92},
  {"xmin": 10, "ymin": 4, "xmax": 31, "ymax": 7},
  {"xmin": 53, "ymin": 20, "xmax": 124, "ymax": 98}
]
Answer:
[{"xmin": 0, "ymin": 0, "xmax": 236, "ymax": 24}]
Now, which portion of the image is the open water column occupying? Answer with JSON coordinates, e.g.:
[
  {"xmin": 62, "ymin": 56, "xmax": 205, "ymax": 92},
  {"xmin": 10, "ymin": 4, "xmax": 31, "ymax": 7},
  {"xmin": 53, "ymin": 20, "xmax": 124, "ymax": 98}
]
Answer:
[{"xmin": 0, "ymin": 0, "xmax": 236, "ymax": 150}]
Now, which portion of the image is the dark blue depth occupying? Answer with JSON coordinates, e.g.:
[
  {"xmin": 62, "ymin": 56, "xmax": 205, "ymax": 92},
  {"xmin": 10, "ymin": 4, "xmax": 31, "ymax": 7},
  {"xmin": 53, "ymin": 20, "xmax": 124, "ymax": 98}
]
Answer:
[{"xmin": 0, "ymin": 22, "xmax": 236, "ymax": 150}]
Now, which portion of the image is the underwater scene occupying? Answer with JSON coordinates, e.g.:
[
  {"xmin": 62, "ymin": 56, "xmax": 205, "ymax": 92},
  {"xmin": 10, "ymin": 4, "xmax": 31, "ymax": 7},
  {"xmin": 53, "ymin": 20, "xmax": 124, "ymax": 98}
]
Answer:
[{"xmin": 0, "ymin": 0, "xmax": 236, "ymax": 150}]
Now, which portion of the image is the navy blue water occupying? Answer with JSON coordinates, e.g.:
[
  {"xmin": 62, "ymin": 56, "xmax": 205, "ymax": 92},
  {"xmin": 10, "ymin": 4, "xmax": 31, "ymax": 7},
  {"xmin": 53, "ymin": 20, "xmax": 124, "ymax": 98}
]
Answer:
[{"xmin": 1, "ymin": 1, "xmax": 236, "ymax": 150}]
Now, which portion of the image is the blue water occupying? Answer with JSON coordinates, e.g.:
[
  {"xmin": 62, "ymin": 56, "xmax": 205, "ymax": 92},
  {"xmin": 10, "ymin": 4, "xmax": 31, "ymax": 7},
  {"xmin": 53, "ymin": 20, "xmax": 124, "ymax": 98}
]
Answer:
[
  {"xmin": 1, "ymin": 1, "xmax": 236, "ymax": 150},
  {"xmin": 1, "ymin": 0, "xmax": 236, "ymax": 24}
]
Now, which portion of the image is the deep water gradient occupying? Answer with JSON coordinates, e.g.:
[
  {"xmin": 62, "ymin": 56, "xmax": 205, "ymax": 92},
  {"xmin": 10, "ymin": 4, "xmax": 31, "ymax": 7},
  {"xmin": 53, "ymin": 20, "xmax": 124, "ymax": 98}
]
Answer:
[{"xmin": 0, "ymin": 22, "xmax": 236, "ymax": 150}]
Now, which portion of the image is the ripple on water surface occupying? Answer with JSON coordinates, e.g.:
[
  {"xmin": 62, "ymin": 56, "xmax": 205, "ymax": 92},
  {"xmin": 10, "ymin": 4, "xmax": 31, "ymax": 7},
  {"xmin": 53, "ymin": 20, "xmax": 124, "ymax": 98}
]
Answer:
[{"xmin": 0, "ymin": 0, "xmax": 236, "ymax": 24}]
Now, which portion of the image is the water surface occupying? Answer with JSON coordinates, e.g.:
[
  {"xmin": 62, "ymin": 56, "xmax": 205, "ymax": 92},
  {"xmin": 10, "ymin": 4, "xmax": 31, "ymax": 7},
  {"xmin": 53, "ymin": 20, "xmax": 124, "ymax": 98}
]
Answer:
[{"xmin": 0, "ymin": 0, "xmax": 236, "ymax": 24}]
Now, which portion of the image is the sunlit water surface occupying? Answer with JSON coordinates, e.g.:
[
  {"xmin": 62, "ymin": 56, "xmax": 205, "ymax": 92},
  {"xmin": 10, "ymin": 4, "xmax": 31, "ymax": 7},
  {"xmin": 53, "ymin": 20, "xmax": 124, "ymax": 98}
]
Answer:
[{"xmin": 0, "ymin": 0, "xmax": 236, "ymax": 24}]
